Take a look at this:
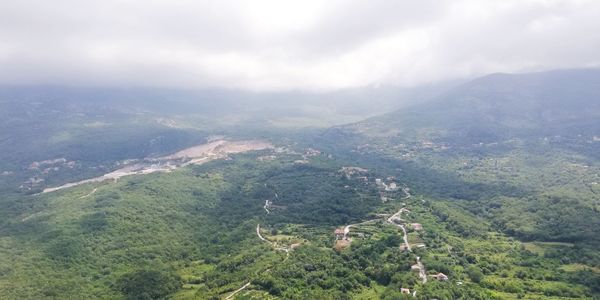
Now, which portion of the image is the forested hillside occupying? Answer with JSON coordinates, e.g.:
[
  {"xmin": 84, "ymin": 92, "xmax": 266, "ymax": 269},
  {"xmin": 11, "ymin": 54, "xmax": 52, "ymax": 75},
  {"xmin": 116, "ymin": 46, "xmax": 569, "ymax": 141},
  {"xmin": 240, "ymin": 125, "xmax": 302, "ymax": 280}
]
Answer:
[
  {"xmin": 2, "ymin": 148, "xmax": 598, "ymax": 299},
  {"xmin": 312, "ymin": 69, "xmax": 600, "ymax": 297},
  {"xmin": 0, "ymin": 70, "xmax": 599, "ymax": 299}
]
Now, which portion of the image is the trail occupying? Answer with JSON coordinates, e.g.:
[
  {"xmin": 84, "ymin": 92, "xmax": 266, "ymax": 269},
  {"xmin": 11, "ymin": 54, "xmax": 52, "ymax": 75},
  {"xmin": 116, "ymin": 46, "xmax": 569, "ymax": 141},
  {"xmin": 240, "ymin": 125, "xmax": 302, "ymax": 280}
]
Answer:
[
  {"xmin": 79, "ymin": 188, "xmax": 97, "ymax": 199},
  {"xmin": 264, "ymin": 200, "xmax": 270, "ymax": 214},
  {"xmin": 225, "ymin": 282, "xmax": 251, "ymax": 300}
]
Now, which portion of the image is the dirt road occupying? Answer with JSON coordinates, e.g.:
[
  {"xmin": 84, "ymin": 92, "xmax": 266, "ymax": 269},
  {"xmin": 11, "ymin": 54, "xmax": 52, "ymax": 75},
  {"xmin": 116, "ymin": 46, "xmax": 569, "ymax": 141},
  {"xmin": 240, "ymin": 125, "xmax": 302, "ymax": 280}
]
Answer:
[
  {"xmin": 386, "ymin": 208, "xmax": 411, "ymax": 251},
  {"xmin": 256, "ymin": 224, "xmax": 268, "ymax": 242},
  {"xmin": 79, "ymin": 188, "xmax": 97, "ymax": 199},
  {"xmin": 417, "ymin": 256, "xmax": 427, "ymax": 283},
  {"xmin": 343, "ymin": 219, "xmax": 378, "ymax": 240},
  {"xmin": 225, "ymin": 282, "xmax": 251, "ymax": 300}
]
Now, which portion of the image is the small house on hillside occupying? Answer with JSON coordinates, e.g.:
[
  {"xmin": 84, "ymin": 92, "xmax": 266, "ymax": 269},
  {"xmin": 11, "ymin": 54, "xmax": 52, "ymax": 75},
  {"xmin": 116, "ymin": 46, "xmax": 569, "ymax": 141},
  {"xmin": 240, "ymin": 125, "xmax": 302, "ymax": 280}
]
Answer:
[
  {"xmin": 411, "ymin": 223, "xmax": 423, "ymax": 230},
  {"xmin": 430, "ymin": 273, "xmax": 448, "ymax": 281},
  {"xmin": 334, "ymin": 228, "xmax": 345, "ymax": 240},
  {"xmin": 400, "ymin": 288, "xmax": 411, "ymax": 294}
]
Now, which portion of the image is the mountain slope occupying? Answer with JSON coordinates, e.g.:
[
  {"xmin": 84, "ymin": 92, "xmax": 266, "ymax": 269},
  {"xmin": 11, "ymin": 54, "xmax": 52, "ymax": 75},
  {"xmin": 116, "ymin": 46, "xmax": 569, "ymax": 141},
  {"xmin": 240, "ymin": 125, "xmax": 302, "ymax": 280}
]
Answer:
[
  {"xmin": 314, "ymin": 69, "xmax": 600, "ymax": 268},
  {"xmin": 352, "ymin": 69, "xmax": 600, "ymax": 145}
]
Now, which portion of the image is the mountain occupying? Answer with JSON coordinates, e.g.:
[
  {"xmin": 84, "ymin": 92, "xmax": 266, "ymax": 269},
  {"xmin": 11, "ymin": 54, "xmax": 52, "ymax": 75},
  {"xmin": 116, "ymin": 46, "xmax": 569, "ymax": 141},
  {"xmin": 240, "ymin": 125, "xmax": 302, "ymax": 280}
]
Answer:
[
  {"xmin": 351, "ymin": 69, "xmax": 600, "ymax": 145},
  {"xmin": 316, "ymin": 69, "xmax": 600, "ymax": 269}
]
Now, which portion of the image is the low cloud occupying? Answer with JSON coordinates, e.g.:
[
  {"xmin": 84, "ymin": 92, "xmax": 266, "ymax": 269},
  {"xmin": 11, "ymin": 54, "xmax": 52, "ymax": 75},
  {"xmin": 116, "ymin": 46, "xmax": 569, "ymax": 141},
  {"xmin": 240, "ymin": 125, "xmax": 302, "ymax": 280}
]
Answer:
[{"xmin": 0, "ymin": 0, "xmax": 599, "ymax": 91}]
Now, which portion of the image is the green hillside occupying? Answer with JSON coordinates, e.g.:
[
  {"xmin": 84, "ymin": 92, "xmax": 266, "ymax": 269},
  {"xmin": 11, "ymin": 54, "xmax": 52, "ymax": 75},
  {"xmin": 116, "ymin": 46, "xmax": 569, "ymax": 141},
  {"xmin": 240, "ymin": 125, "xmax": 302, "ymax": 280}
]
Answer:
[
  {"xmin": 0, "ymin": 70, "xmax": 599, "ymax": 299},
  {"xmin": 2, "ymin": 149, "xmax": 598, "ymax": 299}
]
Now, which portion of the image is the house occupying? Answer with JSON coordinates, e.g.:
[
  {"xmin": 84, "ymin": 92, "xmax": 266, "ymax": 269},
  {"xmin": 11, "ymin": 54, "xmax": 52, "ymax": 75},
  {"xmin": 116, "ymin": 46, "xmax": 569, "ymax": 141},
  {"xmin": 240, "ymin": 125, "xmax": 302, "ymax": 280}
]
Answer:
[
  {"xmin": 411, "ymin": 223, "xmax": 423, "ymax": 230},
  {"xmin": 430, "ymin": 273, "xmax": 449, "ymax": 281},
  {"xmin": 399, "ymin": 244, "xmax": 409, "ymax": 251},
  {"xmin": 411, "ymin": 264, "xmax": 421, "ymax": 272},
  {"xmin": 386, "ymin": 182, "xmax": 398, "ymax": 191},
  {"xmin": 334, "ymin": 228, "xmax": 345, "ymax": 240},
  {"xmin": 400, "ymin": 288, "xmax": 411, "ymax": 294}
]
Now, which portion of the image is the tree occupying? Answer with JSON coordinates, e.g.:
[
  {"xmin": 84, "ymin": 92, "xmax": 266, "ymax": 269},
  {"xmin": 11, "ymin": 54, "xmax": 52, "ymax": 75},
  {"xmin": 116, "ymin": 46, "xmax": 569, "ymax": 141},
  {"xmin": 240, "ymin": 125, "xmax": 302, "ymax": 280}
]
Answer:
[
  {"xmin": 467, "ymin": 265, "xmax": 484, "ymax": 283},
  {"xmin": 116, "ymin": 269, "xmax": 181, "ymax": 300}
]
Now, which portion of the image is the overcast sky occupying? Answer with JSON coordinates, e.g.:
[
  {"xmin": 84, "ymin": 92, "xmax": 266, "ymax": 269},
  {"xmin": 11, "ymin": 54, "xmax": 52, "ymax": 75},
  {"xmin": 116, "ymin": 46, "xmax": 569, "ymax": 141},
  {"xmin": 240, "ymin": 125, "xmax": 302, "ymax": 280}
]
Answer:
[{"xmin": 0, "ymin": 0, "xmax": 599, "ymax": 91}]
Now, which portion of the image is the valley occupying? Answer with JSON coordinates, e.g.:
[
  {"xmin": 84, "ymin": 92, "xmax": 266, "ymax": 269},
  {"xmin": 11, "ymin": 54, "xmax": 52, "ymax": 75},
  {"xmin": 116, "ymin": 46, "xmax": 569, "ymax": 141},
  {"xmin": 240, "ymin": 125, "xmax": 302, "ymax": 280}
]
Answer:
[
  {"xmin": 0, "ymin": 69, "xmax": 599, "ymax": 299},
  {"xmin": 2, "ymin": 1, "xmax": 600, "ymax": 298}
]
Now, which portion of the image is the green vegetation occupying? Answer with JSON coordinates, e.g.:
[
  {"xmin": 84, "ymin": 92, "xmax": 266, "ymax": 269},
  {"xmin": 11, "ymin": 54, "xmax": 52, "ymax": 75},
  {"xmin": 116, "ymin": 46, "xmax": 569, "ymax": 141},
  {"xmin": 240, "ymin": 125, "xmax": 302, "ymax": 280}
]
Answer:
[
  {"xmin": 0, "ymin": 70, "xmax": 599, "ymax": 298},
  {"xmin": 1, "ymin": 148, "xmax": 598, "ymax": 299}
]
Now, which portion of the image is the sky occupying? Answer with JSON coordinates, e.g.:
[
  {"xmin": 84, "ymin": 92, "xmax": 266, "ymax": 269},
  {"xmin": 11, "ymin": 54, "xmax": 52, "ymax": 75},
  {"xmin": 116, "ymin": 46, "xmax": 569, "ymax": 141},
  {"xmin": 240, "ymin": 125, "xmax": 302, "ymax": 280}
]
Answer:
[{"xmin": 0, "ymin": 0, "xmax": 599, "ymax": 91}]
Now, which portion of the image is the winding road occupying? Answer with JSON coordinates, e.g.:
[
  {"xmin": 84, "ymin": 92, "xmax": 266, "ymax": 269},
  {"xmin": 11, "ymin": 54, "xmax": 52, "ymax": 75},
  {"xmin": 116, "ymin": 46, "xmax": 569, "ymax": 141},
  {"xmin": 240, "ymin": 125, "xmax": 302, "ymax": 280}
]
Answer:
[
  {"xmin": 225, "ymin": 282, "xmax": 251, "ymax": 300},
  {"xmin": 386, "ymin": 208, "xmax": 412, "ymax": 251},
  {"xmin": 399, "ymin": 224, "xmax": 411, "ymax": 251},
  {"xmin": 256, "ymin": 224, "xmax": 268, "ymax": 242},
  {"xmin": 342, "ymin": 219, "xmax": 379, "ymax": 240}
]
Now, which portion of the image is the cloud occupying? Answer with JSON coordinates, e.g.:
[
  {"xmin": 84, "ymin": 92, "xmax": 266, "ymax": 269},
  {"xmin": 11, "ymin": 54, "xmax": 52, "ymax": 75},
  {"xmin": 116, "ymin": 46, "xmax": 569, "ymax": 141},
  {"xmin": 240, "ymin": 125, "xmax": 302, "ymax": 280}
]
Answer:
[{"xmin": 0, "ymin": 0, "xmax": 599, "ymax": 91}]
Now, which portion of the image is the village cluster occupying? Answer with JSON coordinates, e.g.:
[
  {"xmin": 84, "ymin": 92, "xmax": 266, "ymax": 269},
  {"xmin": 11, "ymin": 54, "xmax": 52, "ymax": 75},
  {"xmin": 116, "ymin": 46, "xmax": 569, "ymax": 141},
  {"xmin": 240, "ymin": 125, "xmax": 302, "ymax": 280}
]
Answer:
[
  {"xmin": 335, "ymin": 167, "xmax": 450, "ymax": 297},
  {"xmin": 246, "ymin": 161, "xmax": 452, "ymax": 298}
]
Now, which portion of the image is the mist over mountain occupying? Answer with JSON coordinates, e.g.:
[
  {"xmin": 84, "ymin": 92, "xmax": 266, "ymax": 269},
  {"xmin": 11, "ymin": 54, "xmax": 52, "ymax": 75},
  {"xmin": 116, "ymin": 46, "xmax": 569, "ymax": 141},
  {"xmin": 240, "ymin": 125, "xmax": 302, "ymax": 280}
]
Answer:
[
  {"xmin": 2, "ymin": 1, "xmax": 600, "ymax": 299},
  {"xmin": 349, "ymin": 69, "xmax": 600, "ymax": 144}
]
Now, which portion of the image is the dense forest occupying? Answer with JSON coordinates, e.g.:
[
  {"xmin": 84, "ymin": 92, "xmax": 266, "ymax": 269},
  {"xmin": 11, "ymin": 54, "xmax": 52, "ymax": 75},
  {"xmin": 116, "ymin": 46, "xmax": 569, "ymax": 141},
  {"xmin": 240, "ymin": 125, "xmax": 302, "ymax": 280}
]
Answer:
[{"xmin": 1, "ymin": 148, "xmax": 599, "ymax": 299}]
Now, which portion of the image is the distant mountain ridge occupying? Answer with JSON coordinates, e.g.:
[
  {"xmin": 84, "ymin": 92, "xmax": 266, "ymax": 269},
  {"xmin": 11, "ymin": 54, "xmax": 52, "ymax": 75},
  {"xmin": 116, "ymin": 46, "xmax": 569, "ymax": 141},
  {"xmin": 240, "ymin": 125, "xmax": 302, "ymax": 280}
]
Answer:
[{"xmin": 352, "ymin": 69, "xmax": 600, "ymax": 144}]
